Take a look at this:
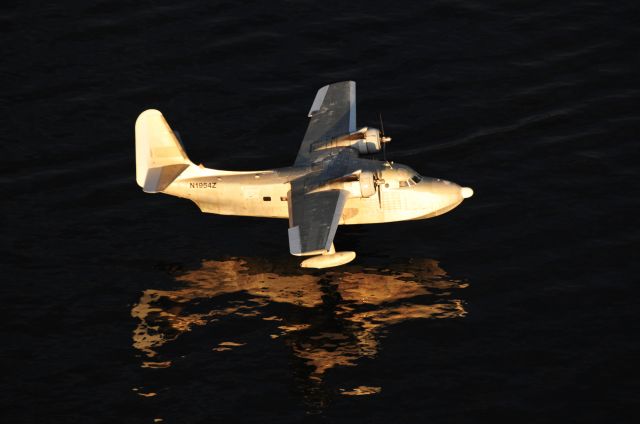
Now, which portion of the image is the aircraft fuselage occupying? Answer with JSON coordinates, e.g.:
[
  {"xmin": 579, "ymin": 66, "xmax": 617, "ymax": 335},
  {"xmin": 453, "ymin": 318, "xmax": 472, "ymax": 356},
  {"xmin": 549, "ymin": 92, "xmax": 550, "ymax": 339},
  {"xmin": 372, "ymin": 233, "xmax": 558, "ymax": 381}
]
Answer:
[{"xmin": 162, "ymin": 157, "xmax": 471, "ymax": 225}]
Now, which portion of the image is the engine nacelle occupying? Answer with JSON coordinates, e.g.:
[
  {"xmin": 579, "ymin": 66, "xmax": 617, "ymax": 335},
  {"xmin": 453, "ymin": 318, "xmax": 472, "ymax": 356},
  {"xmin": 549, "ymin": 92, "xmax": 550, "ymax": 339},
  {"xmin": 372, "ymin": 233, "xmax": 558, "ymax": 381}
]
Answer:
[
  {"xmin": 311, "ymin": 127, "xmax": 390, "ymax": 155},
  {"xmin": 359, "ymin": 171, "xmax": 376, "ymax": 198}
]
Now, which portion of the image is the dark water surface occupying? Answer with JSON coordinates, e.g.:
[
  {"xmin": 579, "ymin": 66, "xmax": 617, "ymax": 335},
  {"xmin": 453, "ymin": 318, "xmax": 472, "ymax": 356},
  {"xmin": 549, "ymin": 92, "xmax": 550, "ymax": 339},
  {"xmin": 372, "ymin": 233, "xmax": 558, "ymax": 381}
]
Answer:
[{"xmin": 2, "ymin": 1, "xmax": 639, "ymax": 422}]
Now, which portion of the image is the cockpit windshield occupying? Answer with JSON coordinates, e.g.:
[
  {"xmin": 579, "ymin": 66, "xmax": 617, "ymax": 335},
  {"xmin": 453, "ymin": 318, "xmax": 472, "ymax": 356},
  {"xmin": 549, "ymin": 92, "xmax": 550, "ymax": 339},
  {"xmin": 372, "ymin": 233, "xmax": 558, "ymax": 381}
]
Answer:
[{"xmin": 399, "ymin": 174, "xmax": 422, "ymax": 187}]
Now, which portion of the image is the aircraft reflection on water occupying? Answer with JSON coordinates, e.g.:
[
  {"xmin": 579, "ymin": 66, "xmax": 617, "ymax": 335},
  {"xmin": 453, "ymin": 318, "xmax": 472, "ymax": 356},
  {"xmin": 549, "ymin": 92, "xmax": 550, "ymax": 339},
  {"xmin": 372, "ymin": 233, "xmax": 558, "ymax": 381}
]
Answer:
[{"xmin": 131, "ymin": 257, "xmax": 468, "ymax": 399}]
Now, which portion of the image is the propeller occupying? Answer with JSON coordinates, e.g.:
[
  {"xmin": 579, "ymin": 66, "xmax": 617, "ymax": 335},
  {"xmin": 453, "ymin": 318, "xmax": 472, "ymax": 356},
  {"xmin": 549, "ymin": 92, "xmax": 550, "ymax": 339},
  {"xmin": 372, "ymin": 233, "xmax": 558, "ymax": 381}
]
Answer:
[
  {"xmin": 374, "ymin": 169, "xmax": 385, "ymax": 208},
  {"xmin": 377, "ymin": 112, "xmax": 391, "ymax": 162},
  {"xmin": 370, "ymin": 113, "xmax": 391, "ymax": 208}
]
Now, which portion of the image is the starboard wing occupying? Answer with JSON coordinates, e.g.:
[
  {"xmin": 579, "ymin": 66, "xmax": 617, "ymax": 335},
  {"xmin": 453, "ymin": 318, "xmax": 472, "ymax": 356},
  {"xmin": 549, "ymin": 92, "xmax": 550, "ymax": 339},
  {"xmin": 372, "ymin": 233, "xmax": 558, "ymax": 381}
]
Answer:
[
  {"xmin": 287, "ymin": 182, "xmax": 349, "ymax": 256},
  {"xmin": 294, "ymin": 81, "xmax": 356, "ymax": 166}
]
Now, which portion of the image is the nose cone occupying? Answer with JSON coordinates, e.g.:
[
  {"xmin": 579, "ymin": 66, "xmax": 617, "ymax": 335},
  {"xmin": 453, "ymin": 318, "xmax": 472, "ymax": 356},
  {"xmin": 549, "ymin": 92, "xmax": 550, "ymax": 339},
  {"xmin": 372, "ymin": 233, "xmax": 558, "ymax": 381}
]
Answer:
[
  {"xmin": 413, "ymin": 178, "xmax": 470, "ymax": 219},
  {"xmin": 416, "ymin": 179, "xmax": 462, "ymax": 197},
  {"xmin": 414, "ymin": 179, "xmax": 473, "ymax": 204},
  {"xmin": 461, "ymin": 187, "xmax": 474, "ymax": 199},
  {"xmin": 415, "ymin": 179, "xmax": 466, "ymax": 205}
]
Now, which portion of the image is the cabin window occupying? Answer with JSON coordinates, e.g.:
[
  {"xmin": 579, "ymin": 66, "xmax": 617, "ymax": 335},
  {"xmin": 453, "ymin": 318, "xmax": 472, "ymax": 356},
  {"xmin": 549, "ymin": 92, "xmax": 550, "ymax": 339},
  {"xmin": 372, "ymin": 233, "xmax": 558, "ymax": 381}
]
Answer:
[
  {"xmin": 399, "ymin": 180, "xmax": 409, "ymax": 187},
  {"xmin": 263, "ymin": 196, "xmax": 271, "ymax": 201},
  {"xmin": 412, "ymin": 175, "xmax": 422, "ymax": 183},
  {"xmin": 280, "ymin": 196, "xmax": 288, "ymax": 201}
]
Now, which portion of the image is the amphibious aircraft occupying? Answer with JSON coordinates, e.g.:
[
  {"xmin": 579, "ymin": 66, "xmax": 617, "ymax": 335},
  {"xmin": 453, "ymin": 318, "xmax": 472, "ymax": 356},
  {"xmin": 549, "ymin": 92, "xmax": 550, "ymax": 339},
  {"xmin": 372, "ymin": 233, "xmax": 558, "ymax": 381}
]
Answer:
[{"xmin": 135, "ymin": 81, "xmax": 473, "ymax": 268}]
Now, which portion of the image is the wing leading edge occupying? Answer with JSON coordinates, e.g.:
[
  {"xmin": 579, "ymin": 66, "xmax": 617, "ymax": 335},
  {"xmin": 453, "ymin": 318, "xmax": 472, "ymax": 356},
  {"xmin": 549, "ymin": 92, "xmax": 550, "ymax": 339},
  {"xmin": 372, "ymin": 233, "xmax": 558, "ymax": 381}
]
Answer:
[{"xmin": 294, "ymin": 81, "xmax": 356, "ymax": 166}]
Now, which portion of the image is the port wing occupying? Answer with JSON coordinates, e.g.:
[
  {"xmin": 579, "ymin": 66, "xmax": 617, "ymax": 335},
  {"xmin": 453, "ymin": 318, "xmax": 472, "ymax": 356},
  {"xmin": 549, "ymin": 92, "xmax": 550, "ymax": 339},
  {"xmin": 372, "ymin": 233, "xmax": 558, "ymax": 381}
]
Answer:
[
  {"xmin": 294, "ymin": 81, "xmax": 356, "ymax": 165},
  {"xmin": 287, "ymin": 184, "xmax": 349, "ymax": 256}
]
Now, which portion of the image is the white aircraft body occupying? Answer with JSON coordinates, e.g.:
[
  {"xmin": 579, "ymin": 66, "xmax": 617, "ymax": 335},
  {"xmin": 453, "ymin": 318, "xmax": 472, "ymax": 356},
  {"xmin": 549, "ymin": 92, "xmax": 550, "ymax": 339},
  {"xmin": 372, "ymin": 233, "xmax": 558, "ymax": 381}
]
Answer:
[{"xmin": 135, "ymin": 81, "xmax": 473, "ymax": 268}]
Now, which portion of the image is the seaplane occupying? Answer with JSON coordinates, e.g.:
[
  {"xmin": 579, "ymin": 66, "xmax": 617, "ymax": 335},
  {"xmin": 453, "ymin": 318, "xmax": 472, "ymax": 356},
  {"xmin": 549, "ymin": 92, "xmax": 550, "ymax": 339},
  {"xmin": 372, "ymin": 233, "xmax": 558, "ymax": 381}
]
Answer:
[{"xmin": 135, "ymin": 81, "xmax": 473, "ymax": 268}]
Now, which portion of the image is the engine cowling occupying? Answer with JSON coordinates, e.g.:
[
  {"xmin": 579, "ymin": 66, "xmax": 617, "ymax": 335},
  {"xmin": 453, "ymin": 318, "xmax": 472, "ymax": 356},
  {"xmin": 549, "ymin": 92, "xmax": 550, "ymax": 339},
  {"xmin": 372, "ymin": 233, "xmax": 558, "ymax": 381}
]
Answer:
[
  {"xmin": 359, "ymin": 171, "xmax": 376, "ymax": 198},
  {"xmin": 311, "ymin": 127, "xmax": 389, "ymax": 155},
  {"xmin": 361, "ymin": 128, "xmax": 382, "ymax": 154}
]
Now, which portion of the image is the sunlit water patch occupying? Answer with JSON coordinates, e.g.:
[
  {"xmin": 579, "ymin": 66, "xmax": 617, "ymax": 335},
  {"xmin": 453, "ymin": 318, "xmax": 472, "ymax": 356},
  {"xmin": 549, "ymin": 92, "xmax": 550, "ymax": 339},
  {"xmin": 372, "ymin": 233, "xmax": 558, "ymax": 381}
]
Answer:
[{"xmin": 131, "ymin": 257, "xmax": 468, "ymax": 411}]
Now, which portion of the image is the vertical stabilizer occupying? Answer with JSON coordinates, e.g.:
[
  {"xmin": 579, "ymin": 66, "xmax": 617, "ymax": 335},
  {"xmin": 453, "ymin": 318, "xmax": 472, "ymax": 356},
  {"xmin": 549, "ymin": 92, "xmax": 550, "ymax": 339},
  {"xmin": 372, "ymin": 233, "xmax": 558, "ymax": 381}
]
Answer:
[{"xmin": 135, "ymin": 109, "xmax": 193, "ymax": 193}]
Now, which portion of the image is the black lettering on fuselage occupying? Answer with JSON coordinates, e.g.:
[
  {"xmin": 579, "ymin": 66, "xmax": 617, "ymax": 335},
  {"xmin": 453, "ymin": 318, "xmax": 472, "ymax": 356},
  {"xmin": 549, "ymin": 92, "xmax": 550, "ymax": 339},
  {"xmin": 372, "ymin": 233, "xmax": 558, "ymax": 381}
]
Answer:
[{"xmin": 189, "ymin": 182, "xmax": 217, "ymax": 189}]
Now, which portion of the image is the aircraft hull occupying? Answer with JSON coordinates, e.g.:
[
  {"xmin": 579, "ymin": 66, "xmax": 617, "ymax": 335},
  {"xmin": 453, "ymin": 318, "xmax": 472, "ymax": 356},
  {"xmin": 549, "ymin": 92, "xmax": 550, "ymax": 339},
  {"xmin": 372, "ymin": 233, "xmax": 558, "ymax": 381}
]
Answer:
[{"xmin": 162, "ymin": 165, "xmax": 467, "ymax": 225}]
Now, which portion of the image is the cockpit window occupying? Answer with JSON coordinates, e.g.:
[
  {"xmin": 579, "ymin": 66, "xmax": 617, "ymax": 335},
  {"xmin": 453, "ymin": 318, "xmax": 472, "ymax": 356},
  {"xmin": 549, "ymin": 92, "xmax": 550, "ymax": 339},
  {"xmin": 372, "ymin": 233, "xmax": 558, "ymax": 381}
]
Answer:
[{"xmin": 399, "ymin": 175, "xmax": 421, "ymax": 187}]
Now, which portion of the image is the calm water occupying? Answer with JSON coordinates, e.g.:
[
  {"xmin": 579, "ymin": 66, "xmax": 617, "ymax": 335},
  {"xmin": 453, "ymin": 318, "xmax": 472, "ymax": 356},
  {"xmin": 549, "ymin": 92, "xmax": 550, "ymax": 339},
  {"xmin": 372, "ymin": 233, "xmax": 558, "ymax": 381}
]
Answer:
[{"xmin": 2, "ymin": 1, "xmax": 639, "ymax": 422}]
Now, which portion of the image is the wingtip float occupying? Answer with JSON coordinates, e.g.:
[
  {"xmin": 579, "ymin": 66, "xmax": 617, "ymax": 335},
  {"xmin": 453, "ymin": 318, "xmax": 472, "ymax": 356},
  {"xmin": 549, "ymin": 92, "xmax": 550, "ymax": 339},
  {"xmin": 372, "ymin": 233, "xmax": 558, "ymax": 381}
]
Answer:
[{"xmin": 135, "ymin": 81, "xmax": 473, "ymax": 269}]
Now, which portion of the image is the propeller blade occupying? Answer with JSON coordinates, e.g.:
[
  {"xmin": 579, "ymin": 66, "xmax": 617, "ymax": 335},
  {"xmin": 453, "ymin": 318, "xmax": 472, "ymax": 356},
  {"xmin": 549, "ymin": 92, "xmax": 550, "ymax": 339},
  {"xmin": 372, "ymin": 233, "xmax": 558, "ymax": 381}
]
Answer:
[
  {"xmin": 374, "ymin": 170, "xmax": 384, "ymax": 208},
  {"xmin": 383, "ymin": 136, "xmax": 387, "ymax": 162},
  {"xmin": 377, "ymin": 112, "xmax": 387, "ymax": 162}
]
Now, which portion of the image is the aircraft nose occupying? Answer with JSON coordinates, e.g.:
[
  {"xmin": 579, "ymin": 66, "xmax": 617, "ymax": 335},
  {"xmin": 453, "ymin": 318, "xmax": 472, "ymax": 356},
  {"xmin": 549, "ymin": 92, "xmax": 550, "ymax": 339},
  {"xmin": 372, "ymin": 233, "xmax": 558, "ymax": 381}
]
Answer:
[
  {"xmin": 412, "ymin": 178, "xmax": 470, "ymax": 218},
  {"xmin": 416, "ymin": 179, "xmax": 473, "ymax": 201},
  {"xmin": 416, "ymin": 179, "xmax": 460, "ymax": 197}
]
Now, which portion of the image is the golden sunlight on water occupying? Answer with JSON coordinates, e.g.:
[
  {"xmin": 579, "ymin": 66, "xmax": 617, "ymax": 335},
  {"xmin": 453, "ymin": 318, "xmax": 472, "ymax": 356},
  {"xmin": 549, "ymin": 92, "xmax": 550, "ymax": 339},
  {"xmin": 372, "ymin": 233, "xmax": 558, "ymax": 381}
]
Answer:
[
  {"xmin": 131, "ymin": 257, "xmax": 468, "ymax": 398},
  {"xmin": 340, "ymin": 386, "xmax": 382, "ymax": 396}
]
